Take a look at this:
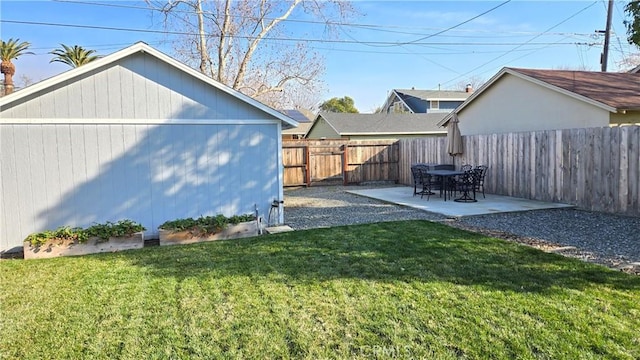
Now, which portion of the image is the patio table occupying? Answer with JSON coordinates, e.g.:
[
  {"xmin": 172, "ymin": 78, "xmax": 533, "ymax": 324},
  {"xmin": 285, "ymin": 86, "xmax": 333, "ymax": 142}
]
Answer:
[{"xmin": 425, "ymin": 170, "xmax": 465, "ymax": 201}]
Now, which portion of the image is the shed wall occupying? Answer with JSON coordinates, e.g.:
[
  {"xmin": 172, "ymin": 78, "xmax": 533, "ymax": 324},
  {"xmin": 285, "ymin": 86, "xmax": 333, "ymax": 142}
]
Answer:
[
  {"xmin": 0, "ymin": 122, "xmax": 280, "ymax": 251},
  {"xmin": 0, "ymin": 53, "xmax": 269, "ymax": 121}
]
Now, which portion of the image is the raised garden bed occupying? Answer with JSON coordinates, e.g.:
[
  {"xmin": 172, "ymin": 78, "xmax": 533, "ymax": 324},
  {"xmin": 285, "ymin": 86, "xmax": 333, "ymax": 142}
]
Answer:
[
  {"xmin": 23, "ymin": 220, "xmax": 145, "ymax": 260},
  {"xmin": 159, "ymin": 214, "xmax": 260, "ymax": 246}
]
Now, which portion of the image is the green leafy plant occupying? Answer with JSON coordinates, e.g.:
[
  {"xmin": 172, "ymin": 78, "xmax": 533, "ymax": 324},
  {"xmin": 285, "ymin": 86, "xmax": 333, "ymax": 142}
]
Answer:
[
  {"xmin": 25, "ymin": 220, "xmax": 146, "ymax": 247},
  {"xmin": 85, "ymin": 220, "xmax": 146, "ymax": 241},
  {"xmin": 159, "ymin": 214, "xmax": 255, "ymax": 235},
  {"xmin": 228, "ymin": 214, "xmax": 256, "ymax": 225},
  {"xmin": 25, "ymin": 226, "xmax": 88, "ymax": 247}
]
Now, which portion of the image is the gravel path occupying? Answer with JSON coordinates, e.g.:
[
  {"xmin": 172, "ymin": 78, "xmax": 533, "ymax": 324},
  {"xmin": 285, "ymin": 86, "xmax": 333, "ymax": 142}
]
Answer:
[{"xmin": 284, "ymin": 185, "xmax": 640, "ymax": 275}]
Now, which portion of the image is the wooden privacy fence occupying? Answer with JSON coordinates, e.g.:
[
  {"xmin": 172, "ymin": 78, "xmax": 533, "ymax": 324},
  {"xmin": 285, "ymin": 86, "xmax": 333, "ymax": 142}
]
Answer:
[
  {"xmin": 282, "ymin": 140, "xmax": 399, "ymax": 186},
  {"xmin": 398, "ymin": 126, "xmax": 640, "ymax": 216}
]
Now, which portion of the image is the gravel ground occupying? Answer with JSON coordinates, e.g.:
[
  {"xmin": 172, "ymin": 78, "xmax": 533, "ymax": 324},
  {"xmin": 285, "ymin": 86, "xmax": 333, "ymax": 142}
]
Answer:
[{"xmin": 284, "ymin": 185, "xmax": 640, "ymax": 276}]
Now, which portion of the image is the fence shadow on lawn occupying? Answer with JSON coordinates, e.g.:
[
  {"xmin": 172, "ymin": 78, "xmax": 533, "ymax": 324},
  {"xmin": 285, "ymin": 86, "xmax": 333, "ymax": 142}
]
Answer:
[{"xmin": 110, "ymin": 221, "xmax": 640, "ymax": 293}]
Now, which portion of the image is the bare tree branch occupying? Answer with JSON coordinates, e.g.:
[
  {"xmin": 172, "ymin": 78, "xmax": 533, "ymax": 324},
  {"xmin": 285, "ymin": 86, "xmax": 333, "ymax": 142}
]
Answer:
[{"xmin": 152, "ymin": 0, "xmax": 353, "ymax": 108}]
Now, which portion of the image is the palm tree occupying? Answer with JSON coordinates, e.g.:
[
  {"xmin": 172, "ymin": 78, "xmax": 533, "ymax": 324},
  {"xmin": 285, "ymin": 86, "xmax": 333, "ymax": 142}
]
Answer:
[
  {"xmin": 1, "ymin": 38, "xmax": 33, "ymax": 96},
  {"xmin": 49, "ymin": 44, "xmax": 99, "ymax": 68}
]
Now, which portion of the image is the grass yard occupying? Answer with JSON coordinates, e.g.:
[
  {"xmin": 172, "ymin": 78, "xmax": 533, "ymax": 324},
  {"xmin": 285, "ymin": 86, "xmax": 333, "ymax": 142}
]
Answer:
[{"xmin": 1, "ymin": 220, "xmax": 639, "ymax": 359}]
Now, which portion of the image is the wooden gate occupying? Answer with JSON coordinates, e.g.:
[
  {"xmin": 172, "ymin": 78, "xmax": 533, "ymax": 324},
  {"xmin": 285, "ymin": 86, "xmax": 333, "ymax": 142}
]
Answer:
[{"xmin": 282, "ymin": 140, "xmax": 399, "ymax": 186}]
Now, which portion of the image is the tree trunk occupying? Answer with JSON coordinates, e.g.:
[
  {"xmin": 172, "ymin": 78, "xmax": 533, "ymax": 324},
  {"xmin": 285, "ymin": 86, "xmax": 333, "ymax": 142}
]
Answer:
[
  {"xmin": 195, "ymin": 0, "xmax": 210, "ymax": 75},
  {"xmin": 1, "ymin": 60, "xmax": 16, "ymax": 96},
  {"xmin": 216, "ymin": 0, "xmax": 232, "ymax": 83}
]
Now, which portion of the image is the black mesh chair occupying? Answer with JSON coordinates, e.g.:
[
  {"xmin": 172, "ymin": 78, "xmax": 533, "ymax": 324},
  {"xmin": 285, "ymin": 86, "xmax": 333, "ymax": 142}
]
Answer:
[
  {"xmin": 453, "ymin": 169, "xmax": 478, "ymax": 202},
  {"xmin": 416, "ymin": 168, "xmax": 434, "ymax": 200},
  {"xmin": 411, "ymin": 165, "xmax": 432, "ymax": 196},
  {"xmin": 474, "ymin": 165, "xmax": 488, "ymax": 198},
  {"xmin": 410, "ymin": 165, "xmax": 423, "ymax": 196},
  {"xmin": 460, "ymin": 164, "xmax": 473, "ymax": 172}
]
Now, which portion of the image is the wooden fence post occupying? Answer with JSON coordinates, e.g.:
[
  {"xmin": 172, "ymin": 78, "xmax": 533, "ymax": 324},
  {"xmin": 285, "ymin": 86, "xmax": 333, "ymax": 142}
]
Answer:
[
  {"xmin": 342, "ymin": 144, "xmax": 349, "ymax": 186},
  {"xmin": 305, "ymin": 143, "xmax": 311, "ymax": 187}
]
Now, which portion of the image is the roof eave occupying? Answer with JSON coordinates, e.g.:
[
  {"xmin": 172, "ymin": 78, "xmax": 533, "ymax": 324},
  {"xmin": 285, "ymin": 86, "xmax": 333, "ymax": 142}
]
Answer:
[
  {"xmin": 0, "ymin": 42, "xmax": 298, "ymax": 128},
  {"xmin": 438, "ymin": 67, "xmax": 621, "ymax": 127},
  {"xmin": 390, "ymin": 89, "xmax": 416, "ymax": 113},
  {"xmin": 505, "ymin": 69, "xmax": 617, "ymax": 113}
]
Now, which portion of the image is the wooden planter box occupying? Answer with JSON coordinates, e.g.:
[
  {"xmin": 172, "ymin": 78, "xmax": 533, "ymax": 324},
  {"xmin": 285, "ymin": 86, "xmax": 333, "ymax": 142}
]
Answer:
[
  {"xmin": 23, "ymin": 233, "xmax": 145, "ymax": 260},
  {"xmin": 159, "ymin": 221, "xmax": 259, "ymax": 246}
]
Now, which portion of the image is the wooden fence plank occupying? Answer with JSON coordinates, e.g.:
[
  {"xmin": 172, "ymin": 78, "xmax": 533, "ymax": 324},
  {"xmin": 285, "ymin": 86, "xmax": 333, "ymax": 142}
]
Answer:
[{"xmin": 285, "ymin": 128, "xmax": 639, "ymax": 216}]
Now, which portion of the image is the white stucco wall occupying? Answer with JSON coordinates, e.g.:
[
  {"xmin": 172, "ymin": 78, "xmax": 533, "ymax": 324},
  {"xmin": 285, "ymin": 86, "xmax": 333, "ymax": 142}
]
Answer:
[{"xmin": 458, "ymin": 74, "xmax": 611, "ymax": 136}]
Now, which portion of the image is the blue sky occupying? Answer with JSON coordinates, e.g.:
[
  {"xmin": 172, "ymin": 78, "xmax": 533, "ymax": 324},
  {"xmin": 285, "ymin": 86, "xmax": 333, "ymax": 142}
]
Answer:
[{"xmin": 1, "ymin": 0, "xmax": 637, "ymax": 112}]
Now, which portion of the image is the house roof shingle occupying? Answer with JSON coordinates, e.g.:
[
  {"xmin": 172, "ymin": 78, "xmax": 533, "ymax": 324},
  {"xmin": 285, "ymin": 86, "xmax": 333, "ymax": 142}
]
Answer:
[
  {"xmin": 439, "ymin": 67, "xmax": 640, "ymax": 127},
  {"xmin": 507, "ymin": 68, "xmax": 640, "ymax": 110},
  {"xmin": 316, "ymin": 112, "xmax": 447, "ymax": 135}
]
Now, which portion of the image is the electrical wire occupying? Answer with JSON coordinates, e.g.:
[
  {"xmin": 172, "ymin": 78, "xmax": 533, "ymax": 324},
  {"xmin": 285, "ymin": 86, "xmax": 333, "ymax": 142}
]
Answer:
[
  {"xmin": 0, "ymin": 19, "xmax": 588, "ymax": 47},
  {"xmin": 50, "ymin": 0, "xmax": 597, "ymax": 39},
  {"xmin": 439, "ymin": 0, "xmax": 599, "ymax": 88}
]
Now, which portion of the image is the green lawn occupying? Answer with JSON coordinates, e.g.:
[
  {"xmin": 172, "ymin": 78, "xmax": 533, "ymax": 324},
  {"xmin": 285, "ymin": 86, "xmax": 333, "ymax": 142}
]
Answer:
[{"xmin": 1, "ymin": 220, "xmax": 639, "ymax": 359}]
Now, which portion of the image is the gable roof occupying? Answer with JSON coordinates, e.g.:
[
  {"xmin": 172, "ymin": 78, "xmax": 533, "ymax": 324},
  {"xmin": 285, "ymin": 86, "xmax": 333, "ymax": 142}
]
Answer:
[
  {"xmin": 395, "ymin": 89, "xmax": 470, "ymax": 101},
  {"xmin": 311, "ymin": 112, "xmax": 447, "ymax": 136},
  {"xmin": 0, "ymin": 42, "xmax": 298, "ymax": 128},
  {"xmin": 438, "ymin": 67, "xmax": 640, "ymax": 126},
  {"xmin": 510, "ymin": 68, "xmax": 640, "ymax": 110},
  {"xmin": 384, "ymin": 89, "xmax": 471, "ymax": 113},
  {"xmin": 282, "ymin": 121, "xmax": 314, "ymax": 136}
]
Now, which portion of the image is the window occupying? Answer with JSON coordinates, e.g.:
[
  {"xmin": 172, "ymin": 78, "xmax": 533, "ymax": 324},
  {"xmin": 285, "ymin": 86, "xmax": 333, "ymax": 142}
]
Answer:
[{"xmin": 430, "ymin": 100, "xmax": 439, "ymax": 110}]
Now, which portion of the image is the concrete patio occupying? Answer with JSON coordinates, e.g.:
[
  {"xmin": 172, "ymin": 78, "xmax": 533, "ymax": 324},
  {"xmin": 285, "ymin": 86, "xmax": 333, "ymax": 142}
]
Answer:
[{"xmin": 346, "ymin": 186, "xmax": 574, "ymax": 217}]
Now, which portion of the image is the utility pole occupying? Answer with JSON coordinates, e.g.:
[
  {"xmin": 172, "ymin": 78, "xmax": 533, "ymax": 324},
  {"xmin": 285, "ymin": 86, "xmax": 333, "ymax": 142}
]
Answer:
[{"xmin": 601, "ymin": 0, "xmax": 614, "ymax": 72}]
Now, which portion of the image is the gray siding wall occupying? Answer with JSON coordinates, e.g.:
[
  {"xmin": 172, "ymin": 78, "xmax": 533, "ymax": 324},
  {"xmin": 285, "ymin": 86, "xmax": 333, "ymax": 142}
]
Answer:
[
  {"xmin": 0, "ymin": 123, "xmax": 280, "ymax": 250},
  {"xmin": 0, "ymin": 52, "xmax": 287, "ymax": 250},
  {"xmin": 0, "ymin": 53, "xmax": 269, "ymax": 121}
]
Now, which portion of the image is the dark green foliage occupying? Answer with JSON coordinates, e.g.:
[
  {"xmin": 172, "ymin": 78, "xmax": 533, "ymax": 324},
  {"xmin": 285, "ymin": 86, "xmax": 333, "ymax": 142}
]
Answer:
[
  {"xmin": 159, "ymin": 214, "xmax": 255, "ymax": 234},
  {"xmin": 319, "ymin": 96, "xmax": 359, "ymax": 113},
  {"xmin": 24, "ymin": 226, "xmax": 88, "ymax": 247},
  {"xmin": 25, "ymin": 220, "xmax": 145, "ymax": 246},
  {"xmin": 227, "ymin": 214, "xmax": 255, "ymax": 225},
  {"xmin": 625, "ymin": 1, "xmax": 640, "ymax": 47},
  {"xmin": 85, "ymin": 220, "xmax": 146, "ymax": 241}
]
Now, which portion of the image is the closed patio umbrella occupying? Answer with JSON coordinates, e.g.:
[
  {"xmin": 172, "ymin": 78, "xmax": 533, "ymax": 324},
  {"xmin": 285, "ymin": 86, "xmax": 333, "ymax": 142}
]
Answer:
[{"xmin": 447, "ymin": 112, "xmax": 463, "ymax": 164}]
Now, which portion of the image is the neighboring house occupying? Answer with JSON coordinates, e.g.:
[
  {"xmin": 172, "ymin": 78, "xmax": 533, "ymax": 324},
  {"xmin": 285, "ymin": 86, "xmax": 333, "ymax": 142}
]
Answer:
[
  {"xmin": 306, "ymin": 112, "xmax": 447, "ymax": 140},
  {"xmin": 0, "ymin": 42, "xmax": 297, "ymax": 251},
  {"xmin": 281, "ymin": 109, "xmax": 314, "ymax": 139},
  {"xmin": 439, "ymin": 67, "xmax": 640, "ymax": 136},
  {"xmin": 381, "ymin": 88, "xmax": 472, "ymax": 114}
]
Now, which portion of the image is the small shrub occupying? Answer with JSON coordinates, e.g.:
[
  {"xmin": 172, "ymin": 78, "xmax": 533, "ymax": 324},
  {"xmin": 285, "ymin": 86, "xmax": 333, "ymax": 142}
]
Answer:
[
  {"xmin": 86, "ymin": 220, "xmax": 146, "ymax": 241},
  {"xmin": 159, "ymin": 214, "xmax": 255, "ymax": 235},
  {"xmin": 228, "ymin": 214, "xmax": 256, "ymax": 225},
  {"xmin": 25, "ymin": 226, "xmax": 88, "ymax": 247}
]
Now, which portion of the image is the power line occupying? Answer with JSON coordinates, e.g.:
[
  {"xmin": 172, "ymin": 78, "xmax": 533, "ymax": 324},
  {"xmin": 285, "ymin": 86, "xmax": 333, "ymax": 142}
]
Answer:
[
  {"xmin": 308, "ymin": 45, "xmax": 572, "ymax": 56},
  {"xmin": 51, "ymin": 0, "xmax": 596, "ymax": 39},
  {"xmin": 0, "ymin": 19, "xmax": 589, "ymax": 47},
  {"xmin": 439, "ymin": 1, "xmax": 599, "ymax": 87},
  {"xmin": 397, "ymin": 0, "xmax": 512, "ymax": 46}
]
